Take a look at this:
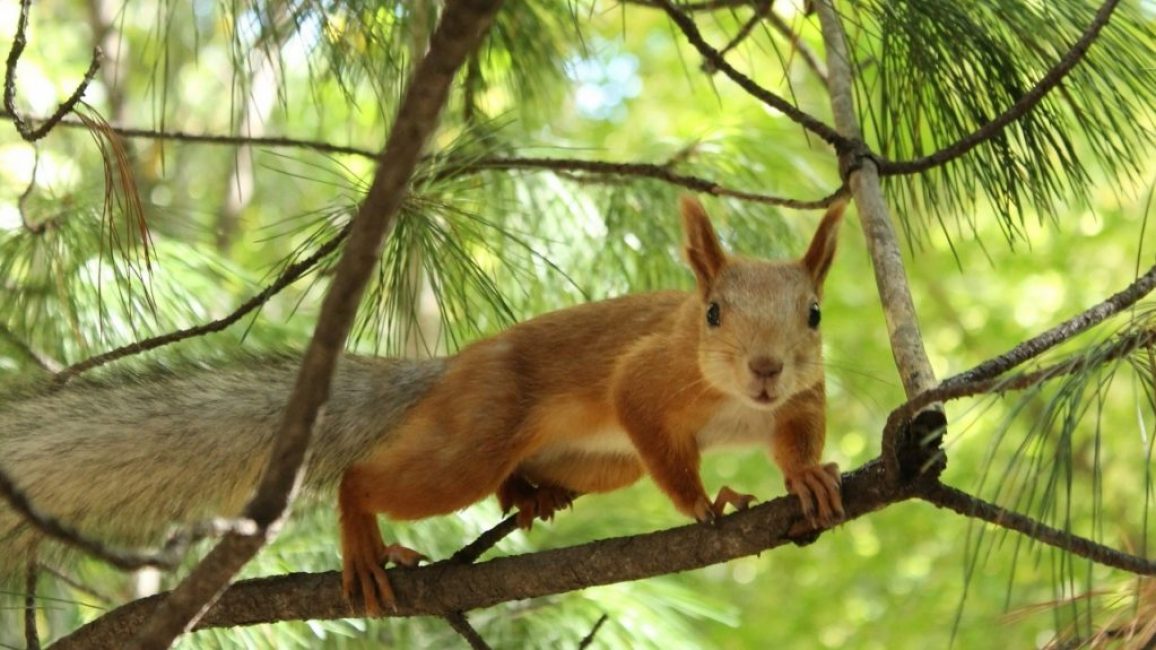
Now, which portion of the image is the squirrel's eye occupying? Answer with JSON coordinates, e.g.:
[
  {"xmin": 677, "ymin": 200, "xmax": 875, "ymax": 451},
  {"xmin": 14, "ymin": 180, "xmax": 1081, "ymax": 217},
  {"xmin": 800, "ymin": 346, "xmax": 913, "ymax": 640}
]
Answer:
[
  {"xmin": 706, "ymin": 302, "xmax": 721, "ymax": 328},
  {"xmin": 808, "ymin": 302, "xmax": 821, "ymax": 329}
]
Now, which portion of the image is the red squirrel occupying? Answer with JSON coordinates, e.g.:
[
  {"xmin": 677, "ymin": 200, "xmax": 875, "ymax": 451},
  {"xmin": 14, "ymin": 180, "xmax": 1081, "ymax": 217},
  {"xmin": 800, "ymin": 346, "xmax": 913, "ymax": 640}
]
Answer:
[{"xmin": 339, "ymin": 196, "xmax": 846, "ymax": 614}]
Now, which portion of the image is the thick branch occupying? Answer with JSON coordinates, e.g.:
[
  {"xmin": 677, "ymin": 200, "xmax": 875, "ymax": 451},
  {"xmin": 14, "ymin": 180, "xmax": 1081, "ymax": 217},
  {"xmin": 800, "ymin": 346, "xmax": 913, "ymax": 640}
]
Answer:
[
  {"xmin": 652, "ymin": 0, "xmax": 851, "ymax": 150},
  {"xmin": 918, "ymin": 482, "xmax": 1156, "ymax": 575},
  {"xmin": 125, "ymin": 2, "xmax": 504, "ymax": 647},
  {"xmin": 875, "ymin": 0, "xmax": 1120, "ymax": 176},
  {"xmin": 53, "ymin": 460, "xmax": 902, "ymax": 648},
  {"xmin": 814, "ymin": 1, "xmax": 936, "ymax": 398}
]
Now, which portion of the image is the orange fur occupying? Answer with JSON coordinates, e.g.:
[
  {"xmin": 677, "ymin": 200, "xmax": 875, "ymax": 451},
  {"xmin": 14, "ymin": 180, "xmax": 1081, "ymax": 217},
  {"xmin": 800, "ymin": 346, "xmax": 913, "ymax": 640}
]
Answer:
[{"xmin": 338, "ymin": 197, "xmax": 848, "ymax": 614}]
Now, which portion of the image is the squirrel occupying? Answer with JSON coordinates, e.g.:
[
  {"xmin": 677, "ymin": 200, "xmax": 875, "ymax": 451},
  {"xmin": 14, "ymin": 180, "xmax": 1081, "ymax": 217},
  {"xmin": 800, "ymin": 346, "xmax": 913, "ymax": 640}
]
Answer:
[{"xmin": 0, "ymin": 196, "xmax": 845, "ymax": 617}]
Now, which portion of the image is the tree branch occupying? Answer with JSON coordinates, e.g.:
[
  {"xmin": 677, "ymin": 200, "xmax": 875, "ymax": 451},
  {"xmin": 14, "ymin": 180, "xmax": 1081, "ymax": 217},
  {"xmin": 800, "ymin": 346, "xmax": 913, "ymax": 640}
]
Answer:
[
  {"xmin": 0, "ymin": 109, "xmax": 381, "ymax": 159},
  {"xmin": 52, "ymin": 226, "xmax": 349, "ymax": 384},
  {"xmin": 886, "ymin": 326, "xmax": 1156, "ymax": 441},
  {"xmin": 25, "ymin": 554, "xmax": 40, "ymax": 650},
  {"xmin": 875, "ymin": 0, "xmax": 1121, "ymax": 176},
  {"xmin": 651, "ymin": 0, "xmax": 851, "ymax": 150},
  {"xmin": 440, "ymin": 156, "xmax": 845, "ymax": 209},
  {"xmin": 814, "ymin": 0, "xmax": 937, "ymax": 402},
  {"xmin": 0, "ymin": 464, "xmax": 186, "ymax": 572},
  {"xmin": 577, "ymin": 613, "xmax": 610, "ymax": 650},
  {"xmin": 938, "ymin": 261, "xmax": 1156, "ymax": 391},
  {"xmin": 123, "ymin": 1, "xmax": 504, "ymax": 647},
  {"xmin": 4, "ymin": 0, "xmax": 102, "ymax": 142},
  {"xmin": 0, "ymin": 105, "xmax": 838, "ymax": 211},
  {"xmin": 445, "ymin": 611, "xmax": 492, "ymax": 650},
  {"xmin": 53, "ymin": 459, "xmax": 902, "ymax": 648},
  {"xmin": 765, "ymin": 8, "xmax": 827, "ymax": 84},
  {"xmin": 917, "ymin": 482, "xmax": 1156, "ymax": 575}
]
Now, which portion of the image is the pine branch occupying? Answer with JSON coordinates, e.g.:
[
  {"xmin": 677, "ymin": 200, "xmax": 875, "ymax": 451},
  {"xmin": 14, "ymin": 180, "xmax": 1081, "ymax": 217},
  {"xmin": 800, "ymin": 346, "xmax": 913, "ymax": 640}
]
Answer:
[
  {"xmin": 53, "ymin": 226, "xmax": 350, "ymax": 384},
  {"xmin": 765, "ymin": 8, "xmax": 827, "ymax": 84},
  {"xmin": 0, "ymin": 109, "xmax": 380, "ymax": 159},
  {"xmin": 124, "ymin": 1, "xmax": 504, "ymax": 647},
  {"xmin": 451, "ymin": 515, "xmax": 521, "ymax": 564},
  {"xmin": 875, "ymin": 0, "xmax": 1121, "ymax": 176},
  {"xmin": 445, "ymin": 611, "xmax": 492, "ymax": 650},
  {"xmin": 577, "ymin": 613, "xmax": 610, "ymax": 650},
  {"xmin": 815, "ymin": 0, "xmax": 937, "ymax": 401},
  {"xmin": 4, "ymin": 0, "xmax": 103, "ymax": 142},
  {"xmin": 24, "ymin": 555, "xmax": 40, "ymax": 650},
  {"xmin": 917, "ymin": 482, "xmax": 1156, "ymax": 575},
  {"xmin": 939, "ymin": 261, "xmax": 1156, "ymax": 391},
  {"xmin": 440, "ymin": 156, "xmax": 845, "ymax": 209},
  {"xmin": 886, "ymin": 326, "xmax": 1156, "ymax": 441},
  {"xmin": 651, "ymin": 0, "xmax": 851, "ymax": 150},
  {"xmin": 0, "ymin": 108, "xmax": 834, "ymax": 210},
  {"xmin": 53, "ymin": 459, "xmax": 901, "ymax": 647},
  {"xmin": 53, "ymin": 456, "xmax": 1156, "ymax": 648},
  {"xmin": 0, "ymin": 463, "xmax": 186, "ymax": 572}
]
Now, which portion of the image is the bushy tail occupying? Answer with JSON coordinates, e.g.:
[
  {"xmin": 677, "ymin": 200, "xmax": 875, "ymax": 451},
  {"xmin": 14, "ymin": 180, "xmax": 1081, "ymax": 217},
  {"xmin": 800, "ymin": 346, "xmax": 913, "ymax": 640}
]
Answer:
[{"xmin": 0, "ymin": 354, "xmax": 444, "ymax": 579}]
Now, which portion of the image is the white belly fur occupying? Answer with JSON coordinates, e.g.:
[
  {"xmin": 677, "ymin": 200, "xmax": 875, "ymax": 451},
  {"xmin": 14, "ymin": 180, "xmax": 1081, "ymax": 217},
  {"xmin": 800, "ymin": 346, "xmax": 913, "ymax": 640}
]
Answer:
[{"xmin": 531, "ymin": 398, "xmax": 777, "ymax": 462}]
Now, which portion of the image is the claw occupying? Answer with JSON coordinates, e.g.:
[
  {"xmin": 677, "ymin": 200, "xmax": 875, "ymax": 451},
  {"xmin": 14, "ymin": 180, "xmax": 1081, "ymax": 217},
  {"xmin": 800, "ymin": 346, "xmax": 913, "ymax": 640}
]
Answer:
[
  {"xmin": 342, "ymin": 539, "xmax": 426, "ymax": 615},
  {"xmin": 785, "ymin": 462, "xmax": 844, "ymax": 529}
]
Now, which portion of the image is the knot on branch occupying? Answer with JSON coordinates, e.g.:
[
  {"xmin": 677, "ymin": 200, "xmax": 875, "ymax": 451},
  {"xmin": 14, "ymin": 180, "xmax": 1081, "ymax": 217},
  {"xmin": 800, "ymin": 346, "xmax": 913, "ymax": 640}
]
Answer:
[
  {"xmin": 837, "ymin": 139, "xmax": 878, "ymax": 182},
  {"xmin": 893, "ymin": 408, "xmax": 948, "ymax": 484}
]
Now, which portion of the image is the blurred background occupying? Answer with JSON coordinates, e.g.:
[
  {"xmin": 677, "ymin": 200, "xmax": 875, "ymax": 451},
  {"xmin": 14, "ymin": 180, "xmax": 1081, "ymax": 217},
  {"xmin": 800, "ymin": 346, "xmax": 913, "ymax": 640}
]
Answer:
[{"xmin": 1, "ymin": 1, "xmax": 1154, "ymax": 647}]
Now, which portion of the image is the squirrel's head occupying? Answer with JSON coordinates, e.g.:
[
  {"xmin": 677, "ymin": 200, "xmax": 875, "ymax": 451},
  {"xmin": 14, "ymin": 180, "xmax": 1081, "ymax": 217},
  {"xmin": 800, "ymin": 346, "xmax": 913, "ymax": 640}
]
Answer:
[{"xmin": 680, "ymin": 196, "xmax": 844, "ymax": 411}]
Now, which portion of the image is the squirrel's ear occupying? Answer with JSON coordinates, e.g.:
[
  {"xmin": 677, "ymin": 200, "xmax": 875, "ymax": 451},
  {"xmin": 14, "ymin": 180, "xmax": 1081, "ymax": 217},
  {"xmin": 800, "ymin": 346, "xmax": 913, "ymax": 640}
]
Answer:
[
  {"xmin": 680, "ymin": 196, "xmax": 727, "ymax": 292},
  {"xmin": 802, "ymin": 199, "xmax": 847, "ymax": 289}
]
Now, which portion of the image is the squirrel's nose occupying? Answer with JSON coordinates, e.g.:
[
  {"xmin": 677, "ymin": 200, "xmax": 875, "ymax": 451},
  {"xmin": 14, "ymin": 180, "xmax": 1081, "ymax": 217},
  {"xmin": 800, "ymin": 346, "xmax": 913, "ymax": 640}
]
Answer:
[{"xmin": 748, "ymin": 356, "xmax": 783, "ymax": 380}]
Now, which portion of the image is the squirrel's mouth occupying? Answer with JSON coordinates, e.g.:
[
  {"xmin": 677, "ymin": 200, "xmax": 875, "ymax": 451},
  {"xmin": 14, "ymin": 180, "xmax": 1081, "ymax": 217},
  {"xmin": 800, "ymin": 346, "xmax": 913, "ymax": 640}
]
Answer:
[{"xmin": 750, "ymin": 389, "xmax": 777, "ymax": 406}]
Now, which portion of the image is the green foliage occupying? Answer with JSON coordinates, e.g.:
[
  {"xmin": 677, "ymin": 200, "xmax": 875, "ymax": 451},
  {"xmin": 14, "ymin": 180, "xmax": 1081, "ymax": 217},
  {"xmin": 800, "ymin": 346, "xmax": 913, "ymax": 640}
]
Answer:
[{"xmin": 1, "ymin": 0, "xmax": 1155, "ymax": 648}]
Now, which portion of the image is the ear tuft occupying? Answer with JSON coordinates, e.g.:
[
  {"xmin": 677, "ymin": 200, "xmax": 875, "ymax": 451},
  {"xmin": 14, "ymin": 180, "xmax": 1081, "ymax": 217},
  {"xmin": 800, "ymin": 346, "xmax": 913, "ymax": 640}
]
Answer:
[
  {"xmin": 680, "ymin": 196, "xmax": 727, "ymax": 293},
  {"xmin": 802, "ymin": 199, "xmax": 846, "ymax": 289}
]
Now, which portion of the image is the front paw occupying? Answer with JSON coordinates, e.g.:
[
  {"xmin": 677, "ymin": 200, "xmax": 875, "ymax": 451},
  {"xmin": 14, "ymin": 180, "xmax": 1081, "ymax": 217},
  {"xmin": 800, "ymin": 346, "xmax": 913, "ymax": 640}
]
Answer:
[
  {"xmin": 692, "ymin": 486, "xmax": 757, "ymax": 525},
  {"xmin": 784, "ymin": 462, "xmax": 843, "ymax": 528}
]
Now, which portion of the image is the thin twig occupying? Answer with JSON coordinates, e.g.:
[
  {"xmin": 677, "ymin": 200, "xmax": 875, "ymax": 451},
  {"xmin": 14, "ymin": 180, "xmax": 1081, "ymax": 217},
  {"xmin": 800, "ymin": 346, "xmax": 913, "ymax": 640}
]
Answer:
[
  {"xmin": 125, "ymin": 2, "xmax": 504, "ymax": 647},
  {"xmin": 53, "ymin": 226, "xmax": 349, "ymax": 384},
  {"xmin": 38, "ymin": 563, "xmax": 115, "ymax": 605},
  {"xmin": 18, "ymin": 147, "xmax": 43, "ymax": 233},
  {"xmin": 766, "ymin": 8, "xmax": 827, "ymax": 84},
  {"xmin": 705, "ymin": 1, "xmax": 771, "ymax": 70},
  {"xmin": 941, "ymin": 261, "xmax": 1156, "ymax": 391},
  {"xmin": 0, "ymin": 107, "xmax": 838, "ymax": 210},
  {"xmin": 451, "ymin": 516, "xmax": 521, "ymax": 564},
  {"xmin": 444, "ymin": 611, "xmax": 492, "ymax": 650},
  {"xmin": 918, "ymin": 482, "xmax": 1156, "ymax": 575},
  {"xmin": 876, "ymin": 0, "xmax": 1120, "ymax": 176},
  {"xmin": 0, "ymin": 324, "xmax": 62, "ymax": 373},
  {"xmin": 442, "ymin": 156, "xmax": 845, "ymax": 209},
  {"xmin": 652, "ymin": 0, "xmax": 852, "ymax": 151},
  {"xmin": 885, "ymin": 327, "xmax": 1156, "ymax": 440},
  {"xmin": 0, "ymin": 109, "xmax": 379, "ymax": 159},
  {"xmin": 4, "ymin": 0, "xmax": 103, "ymax": 142},
  {"xmin": 577, "ymin": 613, "xmax": 610, "ymax": 650},
  {"xmin": 25, "ymin": 553, "xmax": 40, "ymax": 650},
  {"xmin": 621, "ymin": 0, "xmax": 758, "ymax": 12},
  {"xmin": 0, "ymin": 466, "xmax": 184, "ymax": 572}
]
